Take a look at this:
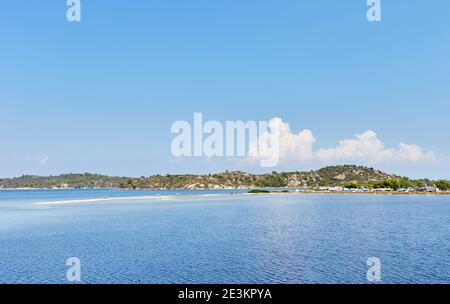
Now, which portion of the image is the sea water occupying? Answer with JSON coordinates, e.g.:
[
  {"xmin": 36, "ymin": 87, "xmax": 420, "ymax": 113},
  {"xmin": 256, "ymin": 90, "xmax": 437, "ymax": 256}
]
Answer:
[{"xmin": 0, "ymin": 189, "xmax": 449, "ymax": 283}]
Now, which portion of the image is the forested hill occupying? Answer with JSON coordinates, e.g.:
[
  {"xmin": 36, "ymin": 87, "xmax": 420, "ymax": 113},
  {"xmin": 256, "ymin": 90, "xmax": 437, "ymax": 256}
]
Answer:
[
  {"xmin": 0, "ymin": 173, "xmax": 129, "ymax": 189},
  {"xmin": 0, "ymin": 165, "xmax": 443, "ymax": 190}
]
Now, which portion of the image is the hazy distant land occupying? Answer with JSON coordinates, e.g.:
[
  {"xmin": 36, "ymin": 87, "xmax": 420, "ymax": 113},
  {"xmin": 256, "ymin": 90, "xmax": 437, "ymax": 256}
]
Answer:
[{"xmin": 1, "ymin": 165, "xmax": 449, "ymax": 193}]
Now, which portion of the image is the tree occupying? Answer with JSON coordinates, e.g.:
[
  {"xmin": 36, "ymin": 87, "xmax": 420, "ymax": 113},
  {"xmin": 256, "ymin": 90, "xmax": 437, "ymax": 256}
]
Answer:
[
  {"xmin": 343, "ymin": 183, "xmax": 361, "ymax": 189},
  {"xmin": 435, "ymin": 180, "xmax": 450, "ymax": 191}
]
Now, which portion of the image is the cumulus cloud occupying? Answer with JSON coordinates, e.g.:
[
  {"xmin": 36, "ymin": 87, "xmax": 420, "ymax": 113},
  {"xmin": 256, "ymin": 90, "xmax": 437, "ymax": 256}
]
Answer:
[
  {"xmin": 249, "ymin": 118, "xmax": 316, "ymax": 163},
  {"xmin": 316, "ymin": 131, "xmax": 437, "ymax": 164},
  {"xmin": 249, "ymin": 118, "xmax": 437, "ymax": 165}
]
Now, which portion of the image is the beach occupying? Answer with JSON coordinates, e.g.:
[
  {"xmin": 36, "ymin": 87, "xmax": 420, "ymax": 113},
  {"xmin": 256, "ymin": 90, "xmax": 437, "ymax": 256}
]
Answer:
[{"xmin": 28, "ymin": 189, "xmax": 450, "ymax": 206}]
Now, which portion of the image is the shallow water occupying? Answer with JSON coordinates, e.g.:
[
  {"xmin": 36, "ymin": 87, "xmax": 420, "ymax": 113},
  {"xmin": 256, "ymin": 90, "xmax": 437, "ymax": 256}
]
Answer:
[{"xmin": 1, "ymin": 189, "xmax": 449, "ymax": 283}]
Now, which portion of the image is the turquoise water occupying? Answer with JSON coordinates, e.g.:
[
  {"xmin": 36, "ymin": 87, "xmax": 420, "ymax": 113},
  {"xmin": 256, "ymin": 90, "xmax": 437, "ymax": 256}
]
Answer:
[{"xmin": 0, "ymin": 189, "xmax": 449, "ymax": 283}]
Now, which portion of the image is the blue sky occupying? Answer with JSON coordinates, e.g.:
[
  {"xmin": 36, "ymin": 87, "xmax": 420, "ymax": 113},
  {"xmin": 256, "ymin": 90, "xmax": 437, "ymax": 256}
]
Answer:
[{"xmin": 1, "ymin": 1, "xmax": 449, "ymax": 179}]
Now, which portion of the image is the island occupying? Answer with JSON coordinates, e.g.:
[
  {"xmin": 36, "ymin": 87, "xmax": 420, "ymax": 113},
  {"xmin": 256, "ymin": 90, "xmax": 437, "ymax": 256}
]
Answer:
[{"xmin": 1, "ymin": 165, "xmax": 449, "ymax": 194}]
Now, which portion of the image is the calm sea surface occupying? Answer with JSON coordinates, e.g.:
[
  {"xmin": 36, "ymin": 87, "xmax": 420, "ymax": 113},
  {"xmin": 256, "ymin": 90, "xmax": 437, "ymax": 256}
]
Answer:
[{"xmin": 0, "ymin": 189, "xmax": 449, "ymax": 284}]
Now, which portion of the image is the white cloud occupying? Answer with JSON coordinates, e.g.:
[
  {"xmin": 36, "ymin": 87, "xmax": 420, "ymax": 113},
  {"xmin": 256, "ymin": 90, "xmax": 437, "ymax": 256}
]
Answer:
[
  {"xmin": 27, "ymin": 155, "xmax": 49, "ymax": 165},
  {"xmin": 249, "ymin": 118, "xmax": 437, "ymax": 165},
  {"xmin": 249, "ymin": 118, "xmax": 316, "ymax": 163},
  {"xmin": 37, "ymin": 155, "xmax": 49, "ymax": 165},
  {"xmin": 316, "ymin": 131, "xmax": 437, "ymax": 164}
]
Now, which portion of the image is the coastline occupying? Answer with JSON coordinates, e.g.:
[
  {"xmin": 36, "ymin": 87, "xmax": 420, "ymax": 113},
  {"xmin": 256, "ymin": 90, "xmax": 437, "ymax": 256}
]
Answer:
[
  {"xmin": 3, "ymin": 186, "xmax": 450, "ymax": 194},
  {"xmin": 31, "ymin": 190, "xmax": 450, "ymax": 206},
  {"xmin": 32, "ymin": 193, "xmax": 225, "ymax": 206}
]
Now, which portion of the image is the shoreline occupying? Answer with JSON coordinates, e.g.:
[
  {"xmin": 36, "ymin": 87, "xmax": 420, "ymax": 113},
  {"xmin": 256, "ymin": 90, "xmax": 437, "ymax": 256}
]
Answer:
[
  {"xmin": 33, "ymin": 193, "xmax": 225, "ymax": 206},
  {"xmin": 3, "ymin": 187, "xmax": 450, "ymax": 194},
  {"xmin": 32, "ymin": 190, "xmax": 450, "ymax": 206}
]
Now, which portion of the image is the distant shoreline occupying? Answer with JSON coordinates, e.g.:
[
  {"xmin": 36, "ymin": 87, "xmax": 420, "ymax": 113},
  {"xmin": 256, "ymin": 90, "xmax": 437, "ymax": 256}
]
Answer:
[
  {"xmin": 2, "ymin": 166, "xmax": 449, "ymax": 192},
  {"xmin": 30, "ymin": 190, "xmax": 450, "ymax": 206},
  {"xmin": 2, "ymin": 187, "xmax": 450, "ymax": 194},
  {"xmin": 33, "ymin": 193, "xmax": 231, "ymax": 206}
]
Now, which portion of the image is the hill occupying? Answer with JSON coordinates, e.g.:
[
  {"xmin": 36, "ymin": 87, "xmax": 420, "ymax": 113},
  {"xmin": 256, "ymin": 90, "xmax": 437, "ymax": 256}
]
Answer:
[
  {"xmin": 0, "ymin": 165, "xmax": 429, "ymax": 190},
  {"xmin": 0, "ymin": 173, "xmax": 129, "ymax": 189}
]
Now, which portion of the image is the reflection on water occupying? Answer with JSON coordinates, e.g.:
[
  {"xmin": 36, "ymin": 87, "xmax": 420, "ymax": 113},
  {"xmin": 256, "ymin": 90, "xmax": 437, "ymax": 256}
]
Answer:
[{"xmin": 0, "ymin": 190, "xmax": 450, "ymax": 283}]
